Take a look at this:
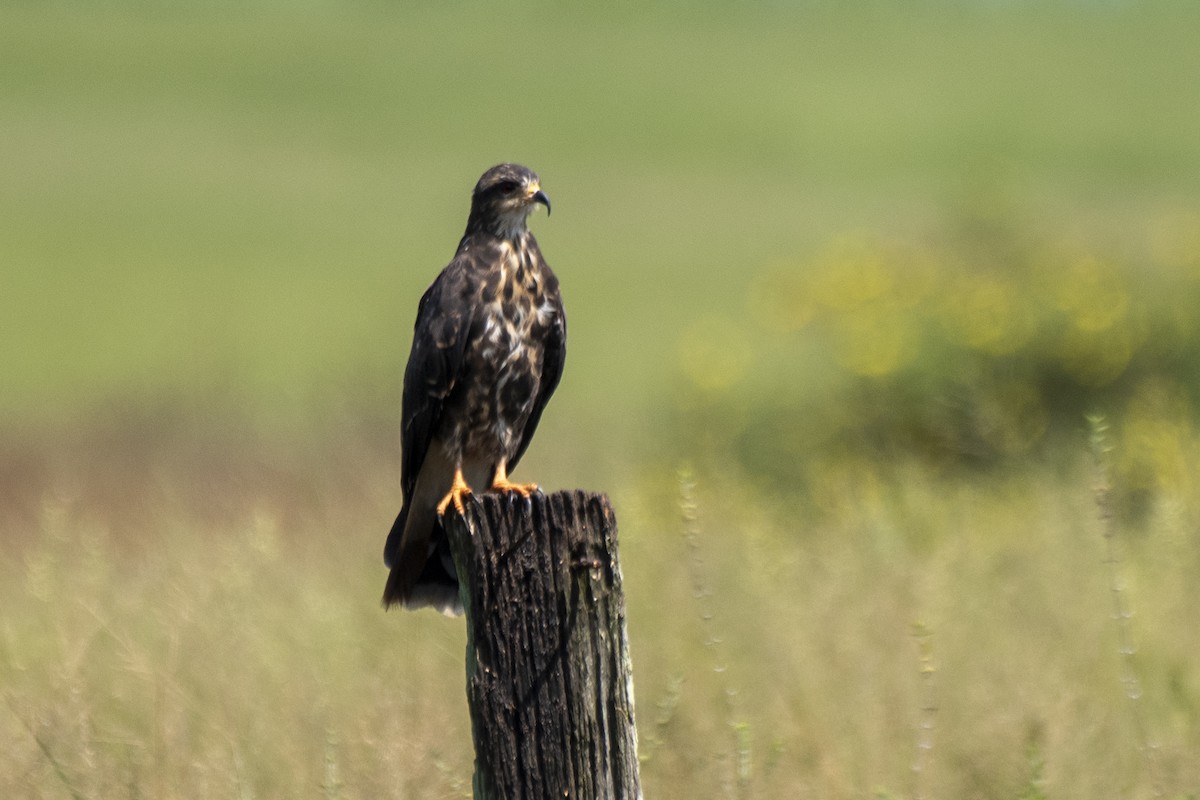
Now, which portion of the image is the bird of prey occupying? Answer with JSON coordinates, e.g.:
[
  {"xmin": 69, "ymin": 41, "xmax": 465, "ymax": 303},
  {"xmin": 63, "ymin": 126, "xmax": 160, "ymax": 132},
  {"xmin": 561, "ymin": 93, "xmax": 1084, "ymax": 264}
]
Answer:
[{"xmin": 382, "ymin": 164, "xmax": 566, "ymax": 614}]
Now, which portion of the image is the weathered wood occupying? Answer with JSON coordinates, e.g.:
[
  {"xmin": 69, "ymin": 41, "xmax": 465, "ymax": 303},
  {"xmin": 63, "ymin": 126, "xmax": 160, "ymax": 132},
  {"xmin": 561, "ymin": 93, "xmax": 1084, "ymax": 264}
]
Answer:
[{"xmin": 445, "ymin": 490, "xmax": 642, "ymax": 800}]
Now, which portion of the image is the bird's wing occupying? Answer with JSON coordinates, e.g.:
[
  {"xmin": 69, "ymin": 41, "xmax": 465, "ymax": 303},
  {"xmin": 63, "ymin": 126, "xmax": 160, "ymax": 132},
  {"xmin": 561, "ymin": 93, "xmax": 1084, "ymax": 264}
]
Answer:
[
  {"xmin": 399, "ymin": 261, "xmax": 473, "ymax": 501},
  {"xmin": 383, "ymin": 259, "xmax": 473, "ymax": 572},
  {"xmin": 510, "ymin": 272, "xmax": 566, "ymax": 472}
]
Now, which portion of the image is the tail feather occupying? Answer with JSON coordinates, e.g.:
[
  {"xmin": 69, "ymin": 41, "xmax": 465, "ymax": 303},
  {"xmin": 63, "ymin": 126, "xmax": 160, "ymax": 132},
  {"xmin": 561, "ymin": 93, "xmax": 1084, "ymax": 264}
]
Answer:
[
  {"xmin": 383, "ymin": 506, "xmax": 409, "ymax": 569},
  {"xmin": 382, "ymin": 499, "xmax": 462, "ymax": 614}
]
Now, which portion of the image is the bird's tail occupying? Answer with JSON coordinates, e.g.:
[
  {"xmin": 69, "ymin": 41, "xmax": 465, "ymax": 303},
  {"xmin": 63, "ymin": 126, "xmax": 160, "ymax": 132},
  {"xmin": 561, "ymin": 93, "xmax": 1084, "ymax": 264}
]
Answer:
[
  {"xmin": 382, "ymin": 505, "xmax": 409, "ymax": 570},
  {"xmin": 382, "ymin": 504, "xmax": 416, "ymax": 607},
  {"xmin": 382, "ymin": 502, "xmax": 462, "ymax": 615}
]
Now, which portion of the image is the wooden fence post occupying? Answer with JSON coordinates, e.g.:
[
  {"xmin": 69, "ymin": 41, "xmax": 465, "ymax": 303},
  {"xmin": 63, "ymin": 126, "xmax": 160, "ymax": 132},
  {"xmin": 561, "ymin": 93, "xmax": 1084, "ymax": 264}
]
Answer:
[{"xmin": 444, "ymin": 490, "xmax": 642, "ymax": 800}]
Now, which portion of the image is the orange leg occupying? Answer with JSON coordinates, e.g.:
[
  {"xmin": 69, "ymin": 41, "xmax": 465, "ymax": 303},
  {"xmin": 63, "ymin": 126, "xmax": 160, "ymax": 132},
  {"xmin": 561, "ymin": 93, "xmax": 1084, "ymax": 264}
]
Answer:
[
  {"xmin": 436, "ymin": 466, "xmax": 473, "ymax": 517},
  {"xmin": 490, "ymin": 460, "xmax": 539, "ymax": 498}
]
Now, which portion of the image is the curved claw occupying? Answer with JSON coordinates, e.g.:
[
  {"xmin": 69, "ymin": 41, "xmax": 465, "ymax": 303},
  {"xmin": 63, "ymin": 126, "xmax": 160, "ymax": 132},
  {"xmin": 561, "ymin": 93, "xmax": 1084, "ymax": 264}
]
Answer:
[
  {"xmin": 436, "ymin": 468, "xmax": 474, "ymax": 518},
  {"xmin": 490, "ymin": 477, "xmax": 539, "ymax": 498}
]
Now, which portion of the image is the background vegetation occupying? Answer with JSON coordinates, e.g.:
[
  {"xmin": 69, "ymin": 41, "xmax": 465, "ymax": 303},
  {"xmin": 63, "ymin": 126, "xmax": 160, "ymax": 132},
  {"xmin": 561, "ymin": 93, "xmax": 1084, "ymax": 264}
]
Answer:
[{"xmin": 3, "ymin": 1, "xmax": 1199, "ymax": 797}]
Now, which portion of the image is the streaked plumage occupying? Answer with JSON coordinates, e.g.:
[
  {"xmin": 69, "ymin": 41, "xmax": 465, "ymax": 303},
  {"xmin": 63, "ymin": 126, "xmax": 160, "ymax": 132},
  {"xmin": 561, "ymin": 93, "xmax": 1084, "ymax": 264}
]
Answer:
[{"xmin": 383, "ymin": 164, "xmax": 566, "ymax": 614}]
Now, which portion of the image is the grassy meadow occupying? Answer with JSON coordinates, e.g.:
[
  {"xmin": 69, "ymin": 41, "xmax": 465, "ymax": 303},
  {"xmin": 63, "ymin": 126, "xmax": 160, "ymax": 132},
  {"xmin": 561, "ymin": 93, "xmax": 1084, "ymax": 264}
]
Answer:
[{"xmin": 3, "ymin": 2, "xmax": 1200, "ymax": 797}]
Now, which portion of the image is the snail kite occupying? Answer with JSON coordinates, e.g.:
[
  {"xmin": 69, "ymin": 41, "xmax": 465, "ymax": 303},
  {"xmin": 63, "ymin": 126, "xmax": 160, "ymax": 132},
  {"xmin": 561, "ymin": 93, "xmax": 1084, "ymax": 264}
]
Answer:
[{"xmin": 382, "ymin": 164, "xmax": 566, "ymax": 614}]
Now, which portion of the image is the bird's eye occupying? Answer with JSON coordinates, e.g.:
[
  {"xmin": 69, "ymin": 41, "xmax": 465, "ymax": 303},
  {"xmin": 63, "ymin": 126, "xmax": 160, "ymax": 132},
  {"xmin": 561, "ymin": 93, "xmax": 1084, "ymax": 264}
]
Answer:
[{"xmin": 496, "ymin": 181, "xmax": 518, "ymax": 195}]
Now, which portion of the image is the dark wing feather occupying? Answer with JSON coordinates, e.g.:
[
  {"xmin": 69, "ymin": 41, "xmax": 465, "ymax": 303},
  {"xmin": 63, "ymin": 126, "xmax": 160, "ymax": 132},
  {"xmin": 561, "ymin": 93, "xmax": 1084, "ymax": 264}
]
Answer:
[
  {"xmin": 400, "ymin": 275, "xmax": 467, "ymax": 499},
  {"xmin": 510, "ymin": 272, "xmax": 566, "ymax": 472},
  {"xmin": 383, "ymin": 259, "xmax": 473, "ymax": 566}
]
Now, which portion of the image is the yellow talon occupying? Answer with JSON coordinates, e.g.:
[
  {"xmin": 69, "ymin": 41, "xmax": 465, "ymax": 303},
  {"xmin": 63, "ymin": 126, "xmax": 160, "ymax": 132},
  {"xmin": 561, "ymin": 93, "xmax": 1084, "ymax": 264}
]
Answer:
[
  {"xmin": 490, "ymin": 461, "xmax": 538, "ymax": 497},
  {"xmin": 436, "ymin": 467, "xmax": 473, "ymax": 517},
  {"xmin": 492, "ymin": 479, "xmax": 538, "ymax": 497}
]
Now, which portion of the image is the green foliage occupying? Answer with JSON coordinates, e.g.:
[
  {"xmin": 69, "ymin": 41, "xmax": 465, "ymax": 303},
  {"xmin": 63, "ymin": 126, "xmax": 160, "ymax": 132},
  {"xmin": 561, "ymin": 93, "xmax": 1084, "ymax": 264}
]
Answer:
[
  {"xmin": 672, "ymin": 215, "xmax": 1200, "ymax": 495},
  {"xmin": 3, "ymin": 0, "xmax": 1200, "ymax": 437}
]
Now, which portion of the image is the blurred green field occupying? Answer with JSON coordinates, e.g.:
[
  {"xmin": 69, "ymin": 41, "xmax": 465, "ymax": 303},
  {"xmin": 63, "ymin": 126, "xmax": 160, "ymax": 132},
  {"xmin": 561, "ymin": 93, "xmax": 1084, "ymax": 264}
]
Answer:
[{"xmin": 3, "ymin": 1, "xmax": 1200, "ymax": 798}]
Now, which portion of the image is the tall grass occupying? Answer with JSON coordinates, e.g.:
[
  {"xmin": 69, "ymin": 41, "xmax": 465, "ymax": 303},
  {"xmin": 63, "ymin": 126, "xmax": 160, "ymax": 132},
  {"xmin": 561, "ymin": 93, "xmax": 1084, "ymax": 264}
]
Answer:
[{"xmin": 6, "ymin": 430, "xmax": 1198, "ymax": 797}]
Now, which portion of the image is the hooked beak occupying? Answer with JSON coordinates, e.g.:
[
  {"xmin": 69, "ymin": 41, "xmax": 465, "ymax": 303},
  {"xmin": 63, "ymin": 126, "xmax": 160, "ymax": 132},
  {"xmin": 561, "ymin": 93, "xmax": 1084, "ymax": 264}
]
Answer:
[{"xmin": 531, "ymin": 188, "xmax": 551, "ymax": 216}]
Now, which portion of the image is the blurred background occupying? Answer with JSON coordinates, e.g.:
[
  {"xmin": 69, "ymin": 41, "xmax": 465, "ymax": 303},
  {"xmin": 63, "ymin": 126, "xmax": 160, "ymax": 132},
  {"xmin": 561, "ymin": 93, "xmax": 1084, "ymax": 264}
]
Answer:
[{"xmin": 3, "ymin": 1, "xmax": 1199, "ymax": 797}]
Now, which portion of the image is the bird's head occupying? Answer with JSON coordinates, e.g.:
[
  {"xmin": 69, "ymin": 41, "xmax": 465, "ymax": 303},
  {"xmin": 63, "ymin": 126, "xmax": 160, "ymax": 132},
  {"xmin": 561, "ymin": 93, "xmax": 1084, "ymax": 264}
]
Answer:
[{"xmin": 466, "ymin": 163, "xmax": 551, "ymax": 239}]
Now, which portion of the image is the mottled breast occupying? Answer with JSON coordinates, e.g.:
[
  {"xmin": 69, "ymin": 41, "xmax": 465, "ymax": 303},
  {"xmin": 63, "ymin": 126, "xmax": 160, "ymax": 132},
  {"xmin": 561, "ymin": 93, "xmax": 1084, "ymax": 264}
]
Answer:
[{"xmin": 451, "ymin": 237, "xmax": 559, "ymax": 460}]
